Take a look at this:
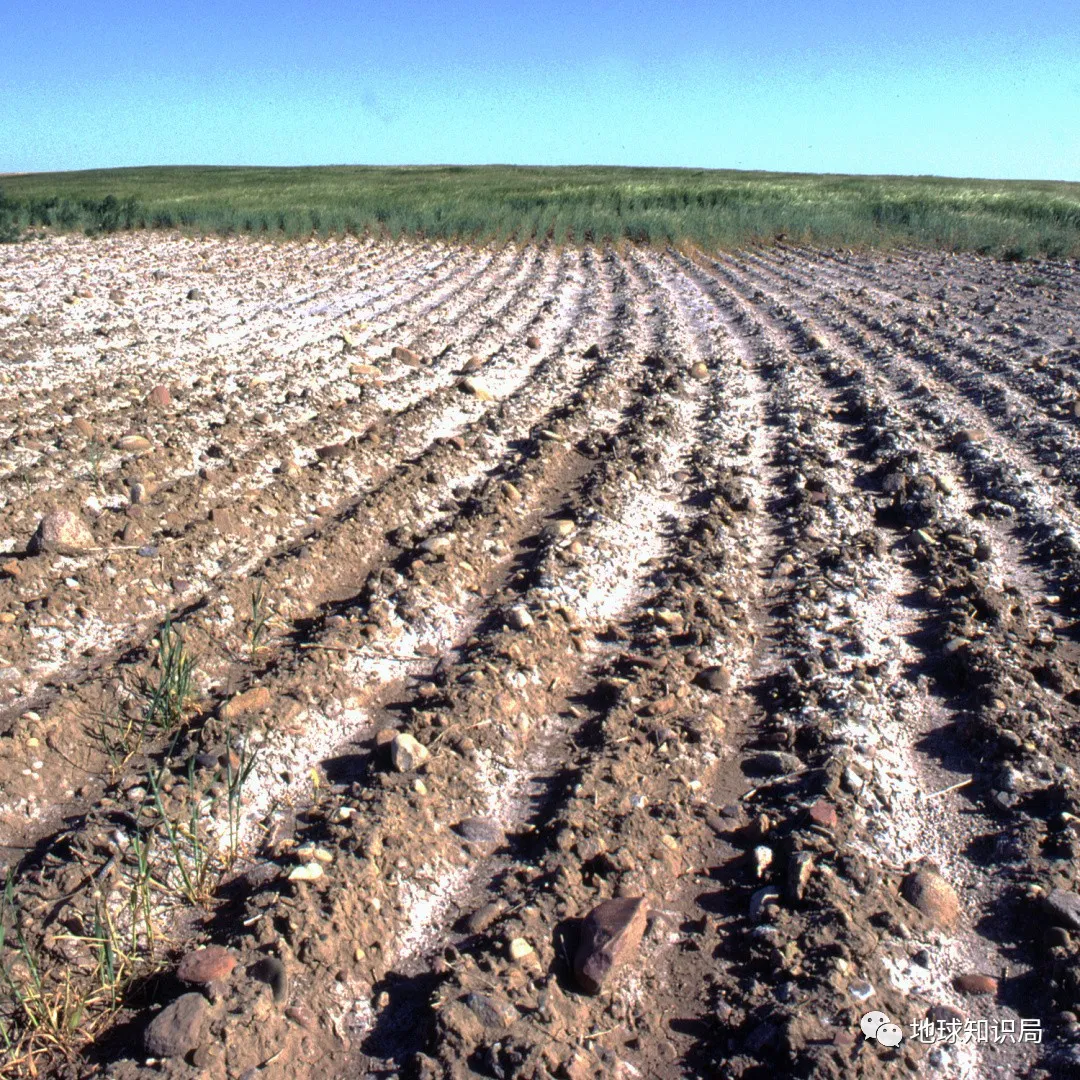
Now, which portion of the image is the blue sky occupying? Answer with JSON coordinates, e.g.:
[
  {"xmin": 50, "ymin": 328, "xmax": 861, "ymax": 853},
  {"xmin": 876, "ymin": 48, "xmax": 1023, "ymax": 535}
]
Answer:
[{"xmin": 3, "ymin": 0, "xmax": 1078, "ymax": 179}]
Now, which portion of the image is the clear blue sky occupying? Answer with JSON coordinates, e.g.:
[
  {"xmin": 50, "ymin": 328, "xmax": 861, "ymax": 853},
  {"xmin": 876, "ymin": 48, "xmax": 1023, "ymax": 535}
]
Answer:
[{"xmin": 3, "ymin": 0, "xmax": 1078, "ymax": 179}]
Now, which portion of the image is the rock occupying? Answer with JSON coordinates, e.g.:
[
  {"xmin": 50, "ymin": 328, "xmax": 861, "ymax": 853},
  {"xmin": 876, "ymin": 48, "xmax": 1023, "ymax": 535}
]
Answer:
[
  {"xmin": 749, "ymin": 886, "xmax": 782, "ymax": 922},
  {"xmin": 953, "ymin": 973, "xmax": 998, "ymax": 996},
  {"xmin": 178, "ymin": 945, "xmax": 236, "ymax": 985},
  {"xmin": 350, "ymin": 363, "xmax": 380, "ymax": 377},
  {"xmin": 463, "ymin": 992, "xmax": 520, "ymax": 1030},
  {"xmin": 186, "ymin": 288, "xmax": 205, "ymax": 301},
  {"xmin": 693, "ymin": 666, "xmax": 730, "ymax": 692},
  {"xmin": 508, "ymin": 937, "xmax": 534, "ymax": 961},
  {"xmin": 951, "ymin": 428, "xmax": 985, "ymax": 447},
  {"xmin": 562, "ymin": 1049, "xmax": 596, "ymax": 1080},
  {"xmin": 927, "ymin": 1004, "xmax": 966, "ymax": 1025},
  {"xmin": 391, "ymin": 732, "xmax": 429, "ymax": 771},
  {"xmin": 147, "ymin": 384, "xmax": 172, "ymax": 408},
  {"xmin": 689, "ymin": 361, "xmax": 709, "ymax": 380},
  {"xmin": 525, "ymin": 334, "xmax": 541, "ymax": 349},
  {"xmin": 315, "ymin": 442, "xmax": 349, "ymax": 461},
  {"xmin": 901, "ymin": 869, "xmax": 959, "ymax": 927},
  {"xmin": 29, "ymin": 509, "xmax": 96, "ymax": 555},
  {"xmin": 506, "ymin": 605, "xmax": 534, "ymax": 630},
  {"xmin": 117, "ymin": 433, "xmax": 152, "ymax": 452},
  {"xmin": 543, "ymin": 519, "xmax": 576, "ymax": 540},
  {"xmin": 787, "ymin": 851, "xmax": 814, "ymax": 901},
  {"xmin": 1044, "ymin": 889, "xmax": 1080, "ymax": 930},
  {"xmin": 745, "ymin": 751, "xmax": 802, "ymax": 776},
  {"xmin": 583, "ymin": 344, "xmax": 601, "ymax": 359},
  {"xmin": 574, "ymin": 896, "xmax": 649, "ymax": 994},
  {"xmin": 463, "ymin": 900, "xmax": 507, "ymax": 934},
  {"xmin": 461, "ymin": 354, "xmax": 485, "ymax": 373},
  {"xmin": 208, "ymin": 507, "xmax": 238, "ymax": 533},
  {"xmin": 457, "ymin": 376, "xmax": 493, "ymax": 401},
  {"xmin": 807, "ymin": 800, "xmax": 838, "ymax": 829},
  {"xmin": 751, "ymin": 845, "xmax": 773, "ymax": 879},
  {"xmin": 453, "ymin": 817, "xmax": 505, "ymax": 847},
  {"xmin": 144, "ymin": 992, "xmax": 208, "ymax": 1058},
  {"xmin": 288, "ymin": 862, "xmax": 323, "ymax": 882},
  {"xmin": 72, "ymin": 417, "xmax": 95, "ymax": 439},
  {"xmin": 391, "ymin": 345, "xmax": 422, "ymax": 366},
  {"xmin": 220, "ymin": 686, "xmax": 271, "ymax": 720}
]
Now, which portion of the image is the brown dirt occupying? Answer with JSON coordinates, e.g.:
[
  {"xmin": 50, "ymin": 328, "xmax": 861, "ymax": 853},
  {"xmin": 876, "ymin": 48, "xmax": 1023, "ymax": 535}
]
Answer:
[{"xmin": 0, "ymin": 233, "xmax": 1079, "ymax": 1079}]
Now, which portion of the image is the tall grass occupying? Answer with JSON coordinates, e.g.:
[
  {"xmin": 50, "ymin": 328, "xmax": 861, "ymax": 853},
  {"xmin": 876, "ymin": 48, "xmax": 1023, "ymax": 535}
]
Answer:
[{"xmin": 1, "ymin": 165, "xmax": 1079, "ymax": 257}]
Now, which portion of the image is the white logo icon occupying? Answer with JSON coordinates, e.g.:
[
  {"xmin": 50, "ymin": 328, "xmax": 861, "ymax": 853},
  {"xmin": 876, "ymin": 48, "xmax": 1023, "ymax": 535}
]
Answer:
[{"xmin": 861, "ymin": 1010, "xmax": 904, "ymax": 1047}]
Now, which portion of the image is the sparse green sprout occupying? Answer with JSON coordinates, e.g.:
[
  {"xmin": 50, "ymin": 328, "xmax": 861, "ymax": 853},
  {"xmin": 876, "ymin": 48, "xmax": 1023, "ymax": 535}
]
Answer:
[
  {"xmin": 249, "ymin": 581, "xmax": 270, "ymax": 659},
  {"xmin": 144, "ymin": 616, "xmax": 194, "ymax": 731}
]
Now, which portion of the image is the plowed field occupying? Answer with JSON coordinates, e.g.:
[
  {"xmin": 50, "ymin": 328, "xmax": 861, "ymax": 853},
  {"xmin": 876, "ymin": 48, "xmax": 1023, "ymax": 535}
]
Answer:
[{"xmin": 1, "ymin": 234, "xmax": 1080, "ymax": 1080}]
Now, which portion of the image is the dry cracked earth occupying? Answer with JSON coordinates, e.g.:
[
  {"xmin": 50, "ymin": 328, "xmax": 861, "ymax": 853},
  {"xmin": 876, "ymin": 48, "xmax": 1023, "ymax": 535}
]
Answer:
[{"xmin": 1, "ymin": 234, "xmax": 1080, "ymax": 1080}]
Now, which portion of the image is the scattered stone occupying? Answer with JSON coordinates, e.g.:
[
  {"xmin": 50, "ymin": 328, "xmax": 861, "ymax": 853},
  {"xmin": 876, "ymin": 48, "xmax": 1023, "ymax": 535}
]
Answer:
[
  {"xmin": 146, "ymin": 384, "xmax": 172, "ymax": 408},
  {"xmin": 953, "ymin": 973, "xmax": 998, "ymax": 996},
  {"xmin": 751, "ymin": 845, "xmax": 773, "ymax": 879},
  {"xmin": 117, "ymin": 433, "xmax": 152, "ymax": 452},
  {"xmin": 186, "ymin": 288, "xmax": 205, "ymax": 301},
  {"xmin": 288, "ymin": 862, "xmax": 324, "ymax": 882},
  {"xmin": 543, "ymin": 519, "xmax": 576, "ymax": 540},
  {"xmin": 508, "ymin": 937, "xmax": 534, "ymax": 962},
  {"xmin": 525, "ymin": 334, "xmax": 541, "ymax": 349},
  {"xmin": 745, "ymin": 751, "xmax": 802, "ymax": 776},
  {"xmin": 178, "ymin": 945, "xmax": 236, "ymax": 985},
  {"xmin": 807, "ymin": 800, "xmax": 838, "ymax": 828},
  {"xmin": 463, "ymin": 992, "xmax": 519, "ymax": 1030},
  {"xmin": 506, "ymin": 605, "xmax": 534, "ymax": 630},
  {"xmin": 457, "ymin": 376, "xmax": 494, "ymax": 401},
  {"xmin": 29, "ymin": 509, "xmax": 96, "ymax": 555},
  {"xmin": 72, "ymin": 417, "xmax": 95, "ymax": 438},
  {"xmin": 461, "ymin": 354, "xmax": 485, "ymax": 373},
  {"xmin": 583, "ymin": 343, "xmax": 601, "ymax": 359},
  {"xmin": 574, "ymin": 895, "xmax": 649, "ymax": 994},
  {"xmin": 749, "ymin": 886, "xmax": 782, "ymax": 922},
  {"xmin": 315, "ymin": 442, "xmax": 349, "ymax": 461},
  {"xmin": 220, "ymin": 686, "xmax": 271, "ymax": 721},
  {"xmin": 208, "ymin": 507, "xmax": 238, "ymax": 533},
  {"xmin": 689, "ymin": 361, "xmax": 709, "ymax": 380},
  {"xmin": 390, "ymin": 732, "xmax": 429, "ymax": 771},
  {"xmin": 1044, "ymin": 889, "xmax": 1080, "ymax": 931},
  {"xmin": 927, "ymin": 1004, "xmax": 966, "ymax": 1026},
  {"xmin": 391, "ymin": 345, "xmax": 422, "ymax": 366},
  {"xmin": 901, "ymin": 869, "xmax": 960, "ymax": 927},
  {"xmin": 463, "ymin": 900, "xmax": 507, "ymax": 935},
  {"xmin": 693, "ymin": 665, "xmax": 730, "ymax": 692},
  {"xmin": 144, "ymin": 993, "xmax": 208, "ymax": 1058},
  {"xmin": 951, "ymin": 428, "xmax": 985, "ymax": 447},
  {"xmin": 453, "ymin": 817, "xmax": 505, "ymax": 847}
]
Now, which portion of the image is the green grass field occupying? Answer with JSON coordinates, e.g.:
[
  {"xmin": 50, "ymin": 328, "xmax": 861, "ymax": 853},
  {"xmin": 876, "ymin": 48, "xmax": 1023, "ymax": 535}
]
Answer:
[{"xmin": 2, "ymin": 165, "xmax": 1079, "ymax": 257}]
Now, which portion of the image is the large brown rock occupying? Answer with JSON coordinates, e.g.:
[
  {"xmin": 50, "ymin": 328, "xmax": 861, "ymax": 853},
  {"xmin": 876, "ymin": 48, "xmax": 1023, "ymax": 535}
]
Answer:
[
  {"xmin": 391, "ymin": 345, "xmax": 422, "ymax": 367},
  {"xmin": 146, "ymin": 384, "xmax": 172, "ymax": 408},
  {"xmin": 29, "ymin": 509, "xmax": 96, "ymax": 555},
  {"xmin": 177, "ymin": 945, "xmax": 236, "ymax": 985},
  {"xmin": 901, "ymin": 869, "xmax": 959, "ymax": 927},
  {"xmin": 573, "ymin": 896, "xmax": 649, "ymax": 994},
  {"xmin": 144, "ymin": 992, "xmax": 208, "ymax": 1058},
  {"xmin": 220, "ymin": 686, "xmax": 271, "ymax": 721}
]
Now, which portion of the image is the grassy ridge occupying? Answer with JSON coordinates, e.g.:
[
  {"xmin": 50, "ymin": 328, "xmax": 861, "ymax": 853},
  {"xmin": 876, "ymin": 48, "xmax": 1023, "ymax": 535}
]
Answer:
[{"xmin": 1, "ymin": 165, "xmax": 1079, "ymax": 257}]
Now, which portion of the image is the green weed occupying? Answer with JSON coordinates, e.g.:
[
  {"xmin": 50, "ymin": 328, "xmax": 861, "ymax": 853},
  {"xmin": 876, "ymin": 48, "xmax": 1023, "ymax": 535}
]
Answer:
[{"xmin": 1, "ymin": 166, "xmax": 1078, "ymax": 258}]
